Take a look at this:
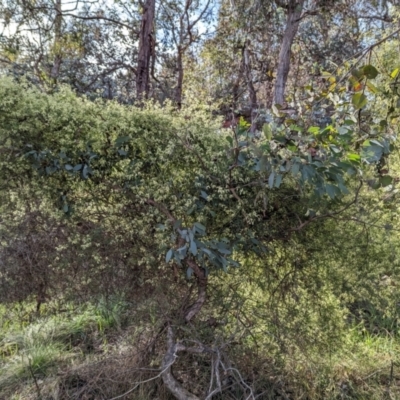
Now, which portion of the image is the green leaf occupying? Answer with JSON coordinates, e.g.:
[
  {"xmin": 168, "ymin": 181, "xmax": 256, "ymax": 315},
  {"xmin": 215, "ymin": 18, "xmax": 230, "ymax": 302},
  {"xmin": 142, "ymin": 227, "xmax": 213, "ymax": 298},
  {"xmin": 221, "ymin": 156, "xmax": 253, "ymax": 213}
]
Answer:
[
  {"xmin": 362, "ymin": 144, "xmax": 383, "ymax": 163},
  {"xmin": 366, "ymin": 81, "xmax": 379, "ymax": 93},
  {"xmin": 189, "ymin": 240, "xmax": 197, "ymax": 256},
  {"xmin": 380, "ymin": 175, "xmax": 393, "ymax": 187},
  {"xmin": 225, "ymin": 136, "xmax": 233, "ymax": 146},
  {"xmin": 82, "ymin": 164, "xmax": 88, "ymax": 179},
  {"xmin": 291, "ymin": 162, "xmax": 300, "ymax": 176},
  {"xmin": 347, "ymin": 153, "xmax": 360, "ymax": 162},
  {"xmin": 289, "ymin": 124, "xmax": 303, "ymax": 132},
  {"xmin": 194, "ymin": 222, "xmax": 206, "ymax": 235},
  {"xmin": 200, "ymin": 190, "xmax": 208, "ymax": 200},
  {"xmin": 370, "ymin": 139, "xmax": 383, "ymax": 147},
  {"xmin": 352, "ymin": 93, "xmax": 367, "ymax": 109},
  {"xmin": 362, "ymin": 65, "xmax": 379, "ymax": 79},
  {"xmin": 258, "ymin": 155, "xmax": 269, "ymax": 172},
  {"xmin": 65, "ymin": 164, "xmax": 74, "ymax": 170},
  {"xmin": 115, "ymin": 136, "xmax": 131, "ymax": 146},
  {"xmin": 390, "ymin": 68, "xmax": 399, "ymax": 79},
  {"xmin": 272, "ymin": 104, "xmax": 281, "ymax": 116},
  {"xmin": 263, "ymin": 124, "xmax": 272, "ymax": 140},
  {"xmin": 268, "ymin": 171, "xmax": 275, "ymax": 188},
  {"xmin": 325, "ymin": 184, "xmax": 337, "ymax": 199},
  {"xmin": 166, "ymin": 249, "xmax": 173, "ymax": 263},
  {"xmin": 367, "ymin": 179, "xmax": 381, "ymax": 189},
  {"xmin": 307, "ymin": 126, "xmax": 320, "ymax": 134},
  {"xmin": 275, "ymin": 173, "xmax": 283, "ymax": 188}
]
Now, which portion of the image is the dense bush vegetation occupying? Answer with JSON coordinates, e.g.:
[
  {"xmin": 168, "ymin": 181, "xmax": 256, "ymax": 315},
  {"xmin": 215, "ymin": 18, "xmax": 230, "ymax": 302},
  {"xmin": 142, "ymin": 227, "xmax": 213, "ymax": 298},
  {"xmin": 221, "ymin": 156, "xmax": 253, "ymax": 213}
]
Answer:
[
  {"xmin": 1, "ymin": 69, "xmax": 400, "ymax": 398},
  {"xmin": 1, "ymin": 1, "xmax": 400, "ymax": 399}
]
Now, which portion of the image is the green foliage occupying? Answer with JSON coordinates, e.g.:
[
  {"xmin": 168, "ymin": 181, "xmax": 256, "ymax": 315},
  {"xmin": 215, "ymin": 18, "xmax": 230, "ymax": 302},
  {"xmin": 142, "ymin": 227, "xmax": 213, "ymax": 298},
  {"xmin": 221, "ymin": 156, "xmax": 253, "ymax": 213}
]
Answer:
[
  {"xmin": 1, "ymin": 65, "xmax": 400, "ymax": 399},
  {"xmin": 0, "ymin": 76, "xmax": 394, "ymax": 279}
]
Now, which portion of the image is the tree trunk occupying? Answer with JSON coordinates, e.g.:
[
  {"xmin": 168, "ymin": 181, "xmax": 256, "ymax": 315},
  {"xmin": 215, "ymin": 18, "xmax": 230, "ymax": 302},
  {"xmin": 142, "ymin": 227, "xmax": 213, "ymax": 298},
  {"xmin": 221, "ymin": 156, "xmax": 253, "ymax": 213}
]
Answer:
[
  {"xmin": 175, "ymin": 47, "xmax": 184, "ymax": 108},
  {"xmin": 50, "ymin": 0, "xmax": 62, "ymax": 83},
  {"xmin": 273, "ymin": 0, "xmax": 304, "ymax": 106},
  {"xmin": 137, "ymin": 0, "xmax": 155, "ymax": 100},
  {"xmin": 243, "ymin": 42, "xmax": 258, "ymax": 132},
  {"xmin": 161, "ymin": 326, "xmax": 200, "ymax": 400}
]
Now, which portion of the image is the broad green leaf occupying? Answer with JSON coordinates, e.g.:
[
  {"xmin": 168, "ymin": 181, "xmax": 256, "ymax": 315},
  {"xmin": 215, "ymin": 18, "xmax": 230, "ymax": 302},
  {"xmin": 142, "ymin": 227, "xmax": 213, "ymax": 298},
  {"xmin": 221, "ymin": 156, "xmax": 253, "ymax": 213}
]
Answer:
[
  {"xmin": 370, "ymin": 139, "xmax": 383, "ymax": 147},
  {"xmin": 390, "ymin": 68, "xmax": 399, "ymax": 79},
  {"xmin": 82, "ymin": 164, "xmax": 88, "ymax": 179},
  {"xmin": 263, "ymin": 124, "xmax": 272, "ymax": 140},
  {"xmin": 194, "ymin": 222, "xmax": 206, "ymax": 235},
  {"xmin": 166, "ymin": 249, "xmax": 173, "ymax": 263},
  {"xmin": 115, "ymin": 136, "xmax": 131, "ymax": 146},
  {"xmin": 352, "ymin": 93, "xmax": 367, "ymax": 109},
  {"xmin": 275, "ymin": 174, "xmax": 283, "ymax": 188},
  {"xmin": 347, "ymin": 153, "xmax": 361, "ymax": 162},
  {"xmin": 268, "ymin": 171, "xmax": 275, "ymax": 188},
  {"xmin": 362, "ymin": 144, "xmax": 383, "ymax": 163},
  {"xmin": 380, "ymin": 175, "xmax": 393, "ymax": 187},
  {"xmin": 307, "ymin": 126, "xmax": 320, "ymax": 134},
  {"xmin": 367, "ymin": 179, "xmax": 381, "ymax": 189},
  {"xmin": 190, "ymin": 240, "xmax": 197, "ymax": 256},
  {"xmin": 272, "ymin": 104, "xmax": 281, "ymax": 116},
  {"xmin": 366, "ymin": 81, "xmax": 379, "ymax": 93},
  {"xmin": 351, "ymin": 68, "xmax": 363, "ymax": 79},
  {"xmin": 326, "ymin": 184, "xmax": 337, "ymax": 199},
  {"xmin": 289, "ymin": 124, "xmax": 303, "ymax": 132},
  {"xmin": 362, "ymin": 65, "xmax": 379, "ymax": 79},
  {"xmin": 225, "ymin": 136, "xmax": 233, "ymax": 146},
  {"xmin": 291, "ymin": 162, "xmax": 300, "ymax": 176}
]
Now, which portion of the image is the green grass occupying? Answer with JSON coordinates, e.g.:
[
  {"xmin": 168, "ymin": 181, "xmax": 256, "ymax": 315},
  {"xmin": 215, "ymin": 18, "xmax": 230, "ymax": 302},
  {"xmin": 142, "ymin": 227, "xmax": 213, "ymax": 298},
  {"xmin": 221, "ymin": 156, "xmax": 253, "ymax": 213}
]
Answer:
[{"xmin": 0, "ymin": 296, "xmax": 399, "ymax": 399}]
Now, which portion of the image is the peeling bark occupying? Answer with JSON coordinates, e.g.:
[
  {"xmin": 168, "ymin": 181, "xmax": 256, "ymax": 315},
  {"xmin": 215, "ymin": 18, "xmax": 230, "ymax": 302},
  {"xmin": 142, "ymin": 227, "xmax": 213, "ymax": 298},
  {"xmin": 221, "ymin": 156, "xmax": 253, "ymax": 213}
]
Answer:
[
  {"xmin": 137, "ymin": 0, "xmax": 155, "ymax": 100},
  {"xmin": 273, "ymin": 0, "xmax": 304, "ymax": 106}
]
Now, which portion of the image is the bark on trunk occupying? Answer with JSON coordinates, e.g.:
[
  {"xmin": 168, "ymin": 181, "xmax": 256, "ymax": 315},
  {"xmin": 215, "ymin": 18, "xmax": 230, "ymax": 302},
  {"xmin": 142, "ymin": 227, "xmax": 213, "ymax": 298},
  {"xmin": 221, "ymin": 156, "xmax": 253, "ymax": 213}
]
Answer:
[
  {"xmin": 161, "ymin": 326, "xmax": 200, "ymax": 400},
  {"xmin": 50, "ymin": 0, "xmax": 62, "ymax": 82},
  {"xmin": 175, "ymin": 47, "xmax": 184, "ymax": 109},
  {"xmin": 243, "ymin": 42, "xmax": 258, "ymax": 132},
  {"xmin": 137, "ymin": 0, "xmax": 155, "ymax": 100},
  {"xmin": 184, "ymin": 259, "xmax": 207, "ymax": 322},
  {"xmin": 273, "ymin": 0, "xmax": 304, "ymax": 106}
]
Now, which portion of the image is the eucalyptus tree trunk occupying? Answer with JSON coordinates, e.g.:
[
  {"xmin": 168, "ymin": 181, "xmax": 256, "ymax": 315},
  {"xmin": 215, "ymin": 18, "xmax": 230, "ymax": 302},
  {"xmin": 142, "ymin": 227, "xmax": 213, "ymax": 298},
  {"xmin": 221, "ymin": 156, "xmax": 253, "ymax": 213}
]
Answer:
[
  {"xmin": 273, "ymin": 0, "xmax": 304, "ymax": 106},
  {"xmin": 243, "ymin": 42, "xmax": 258, "ymax": 132},
  {"xmin": 50, "ymin": 0, "xmax": 63, "ymax": 83},
  {"xmin": 175, "ymin": 46, "xmax": 184, "ymax": 108},
  {"xmin": 137, "ymin": 0, "xmax": 155, "ymax": 100}
]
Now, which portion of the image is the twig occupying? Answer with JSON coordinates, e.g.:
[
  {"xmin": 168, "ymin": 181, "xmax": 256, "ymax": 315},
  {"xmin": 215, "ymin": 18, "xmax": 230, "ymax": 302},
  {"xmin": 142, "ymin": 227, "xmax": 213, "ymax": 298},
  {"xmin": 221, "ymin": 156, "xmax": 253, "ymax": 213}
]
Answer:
[{"xmin": 107, "ymin": 352, "xmax": 178, "ymax": 400}]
